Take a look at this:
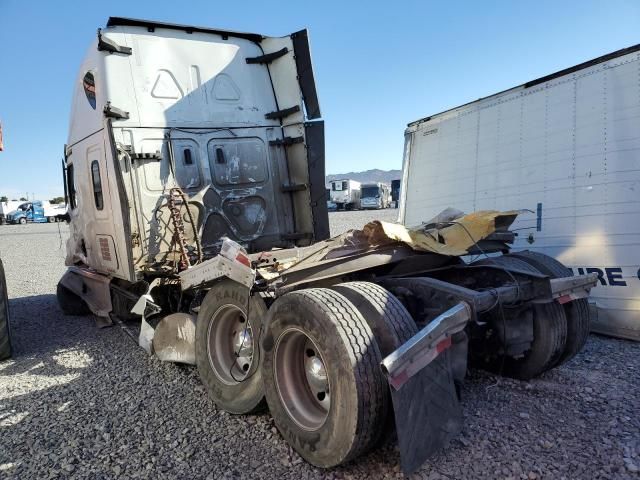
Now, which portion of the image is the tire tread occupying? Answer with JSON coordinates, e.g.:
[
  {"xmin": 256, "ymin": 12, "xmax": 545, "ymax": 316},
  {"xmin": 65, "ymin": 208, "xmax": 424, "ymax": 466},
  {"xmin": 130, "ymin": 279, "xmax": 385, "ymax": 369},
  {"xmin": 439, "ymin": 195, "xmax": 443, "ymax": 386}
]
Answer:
[
  {"xmin": 509, "ymin": 250, "xmax": 590, "ymax": 365},
  {"xmin": 0, "ymin": 260, "xmax": 11, "ymax": 360},
  {"xmin": 296, "ymin": 288, "xmax": 386, "ymax": 462}
]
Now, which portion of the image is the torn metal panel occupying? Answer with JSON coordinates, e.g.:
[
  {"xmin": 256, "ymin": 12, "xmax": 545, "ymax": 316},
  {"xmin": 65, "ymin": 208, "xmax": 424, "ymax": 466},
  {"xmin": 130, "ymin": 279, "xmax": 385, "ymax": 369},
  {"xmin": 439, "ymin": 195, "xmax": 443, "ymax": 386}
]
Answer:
[
  {"xmin": 254, "ymin": 209, "xmax": 523, "ymax": 282},
  {"xmin": 59, "ymin": 267, "xmax": 112, "ymax": 318},
  {"xmin": 153, "ymin": 313, "xmax": 197, "ymax": 364},
  {"xmin": 363, "ymin": 209, "xmax": 522, "ymax": 256},
  {"xmin": 179, "ymin": 253, "xmax": 255, "ymax": 290}
]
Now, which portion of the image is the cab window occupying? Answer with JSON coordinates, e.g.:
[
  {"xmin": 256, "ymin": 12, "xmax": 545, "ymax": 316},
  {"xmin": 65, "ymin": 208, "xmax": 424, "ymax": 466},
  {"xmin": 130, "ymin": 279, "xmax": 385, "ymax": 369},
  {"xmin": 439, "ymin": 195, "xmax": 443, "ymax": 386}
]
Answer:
[
  {"xmin": 91, "ymin": 160, "xmax": 104, "ymax": 210},
  {"xmin": 67, "ymin": 163, "xmax": 77, "ymax": 209}
]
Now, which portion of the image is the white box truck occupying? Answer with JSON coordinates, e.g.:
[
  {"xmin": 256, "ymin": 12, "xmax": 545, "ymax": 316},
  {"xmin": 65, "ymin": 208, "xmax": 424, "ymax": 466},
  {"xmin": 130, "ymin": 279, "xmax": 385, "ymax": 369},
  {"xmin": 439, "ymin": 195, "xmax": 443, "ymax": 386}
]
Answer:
[
  {"xmin": 329, "ymin": 178, "xmax": 361, "ymax": 209},
  {"xmin": 399, "ymin": 44, "xmax": 640, "ymax": 341}
]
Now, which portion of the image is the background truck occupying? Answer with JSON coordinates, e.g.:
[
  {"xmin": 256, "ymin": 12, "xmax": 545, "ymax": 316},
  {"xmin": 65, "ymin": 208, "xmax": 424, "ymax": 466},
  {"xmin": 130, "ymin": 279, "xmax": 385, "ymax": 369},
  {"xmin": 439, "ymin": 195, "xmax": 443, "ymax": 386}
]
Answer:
[
  {"xmin": 391, "ymin": 179, "xmax": 401, "ymax": 208},
  {"xmin": 0, "ymin": 200, "xmax": 21, "ymax": 225},
  {"xmin": 56, "ymin": 17, "xmax": 597, "ymax": 474},
  {"xmin": 360, "ymin": 182, "xmax": 391, "ymax": 209},
  {"xmin": 5, "ymin": 200, "xmax": 67, "ymax": 224},
  {"xmin": 329, "ymin": 178, "xmax": 361, "ymax": 209},
  {"xmin": 399, "ymin": 43, "xmax": 640, "ymax": 341}
]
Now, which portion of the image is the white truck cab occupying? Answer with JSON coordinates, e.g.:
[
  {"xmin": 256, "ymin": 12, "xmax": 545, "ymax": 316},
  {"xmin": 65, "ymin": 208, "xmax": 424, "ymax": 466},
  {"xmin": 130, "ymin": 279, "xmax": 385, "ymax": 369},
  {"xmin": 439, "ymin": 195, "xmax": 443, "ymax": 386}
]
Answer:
[{"xmin": 61, "ymin": 17, "xmax": 327, "ymax": 290}]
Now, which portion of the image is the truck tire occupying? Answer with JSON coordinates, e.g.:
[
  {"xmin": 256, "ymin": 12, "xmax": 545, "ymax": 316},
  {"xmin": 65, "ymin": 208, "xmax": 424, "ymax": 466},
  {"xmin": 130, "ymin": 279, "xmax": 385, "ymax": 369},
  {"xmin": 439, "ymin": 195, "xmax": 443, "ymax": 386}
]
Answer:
[
  {"xmin": 472, "ymin": 256, "xmax": 567, "ymax": 379},
  {"xmin": 195, "ymin": 279, "xmax": 266, "ymax": 414},
  {"xmin": 331, "ymin": 281, "xmax": 418, "ymax": 443},
  {"xmin": 56, "ymin": 282, "xmax": 91, "ymax": 316},
  {"xmin": 47, "ymin": 216, "xmax": 55, "ymax": 223},
  {"xmin": 262, "ymin": 288, "xmax": 386, "ymax": 468},
  {"xmin": 0, "ymin": 260, "xmax": 11, "ymax": 360},
  {"xmin": 509, "ymin": 250, "xmax": 590, "ymax": 366},
  {"xmin": 331, "ymin": 281, "xmax": 417, "ymax": 356},
  {"xmin": 18, "ymin": 218, "xmax": 26, "ymax": 225}
]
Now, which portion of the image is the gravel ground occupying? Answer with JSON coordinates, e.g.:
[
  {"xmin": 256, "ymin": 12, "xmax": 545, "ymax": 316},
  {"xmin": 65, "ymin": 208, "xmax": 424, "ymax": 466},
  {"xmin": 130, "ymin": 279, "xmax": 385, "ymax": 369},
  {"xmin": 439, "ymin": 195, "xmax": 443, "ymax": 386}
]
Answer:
[
  {"xmin": 329, "ymin": 208, "xmax": 399, "ymax": 236},
  {"xmin": 0, "ymin": 219, "xmax": 639, "ymax": 479}
]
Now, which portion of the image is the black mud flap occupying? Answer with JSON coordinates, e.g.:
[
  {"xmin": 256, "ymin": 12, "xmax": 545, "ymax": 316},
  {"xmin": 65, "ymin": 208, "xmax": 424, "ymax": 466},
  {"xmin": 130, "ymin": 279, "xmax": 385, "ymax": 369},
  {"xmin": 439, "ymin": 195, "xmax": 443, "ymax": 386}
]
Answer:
[
  {"xmin": 389, "ymin": 349, "xmax": 463, "ymax": 474},
  {"xmin": 380, "ymin": 302, "xmax": 469, "ymax": 474}
]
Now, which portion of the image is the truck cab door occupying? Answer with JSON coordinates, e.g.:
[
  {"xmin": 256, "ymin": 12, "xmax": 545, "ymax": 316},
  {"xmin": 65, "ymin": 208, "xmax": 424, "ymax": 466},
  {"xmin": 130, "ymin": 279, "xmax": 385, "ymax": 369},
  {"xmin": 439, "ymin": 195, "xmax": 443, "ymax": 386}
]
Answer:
[{"xmin": 64, "ymin": 131, "xmax": 133, "ymax": 280}]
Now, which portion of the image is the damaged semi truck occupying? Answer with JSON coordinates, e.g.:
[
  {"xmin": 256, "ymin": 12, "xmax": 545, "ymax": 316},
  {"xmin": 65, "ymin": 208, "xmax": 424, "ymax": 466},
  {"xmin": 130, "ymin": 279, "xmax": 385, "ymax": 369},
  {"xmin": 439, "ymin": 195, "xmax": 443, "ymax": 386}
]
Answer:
[{"xmin": 57, "ymin": 18, "xmax": 598, "ymax": 473}]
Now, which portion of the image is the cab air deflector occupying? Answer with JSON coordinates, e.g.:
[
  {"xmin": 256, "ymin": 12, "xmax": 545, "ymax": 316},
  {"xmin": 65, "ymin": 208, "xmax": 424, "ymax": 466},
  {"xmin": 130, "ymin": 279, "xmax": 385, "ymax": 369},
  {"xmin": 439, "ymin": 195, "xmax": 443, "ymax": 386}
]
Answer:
[
  {"xmin": 106, "ymin": 17, "xmax": 264, "ymax": 43},
  {"xmin": 291, "ymin": 30, "xmax": 321, "ymax": 120}
]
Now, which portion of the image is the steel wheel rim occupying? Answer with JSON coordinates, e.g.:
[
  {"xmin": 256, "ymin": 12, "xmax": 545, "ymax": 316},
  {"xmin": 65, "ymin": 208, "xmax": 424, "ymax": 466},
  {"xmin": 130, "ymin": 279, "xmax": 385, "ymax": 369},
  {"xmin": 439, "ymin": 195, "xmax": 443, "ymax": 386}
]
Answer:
[
  {"xmin": 274, "ymin": 328, "xmax": 331, "ymax": 431},
  {"xmin": 207, "ymin": 304, "xmax": 254, "ymax": 385}
]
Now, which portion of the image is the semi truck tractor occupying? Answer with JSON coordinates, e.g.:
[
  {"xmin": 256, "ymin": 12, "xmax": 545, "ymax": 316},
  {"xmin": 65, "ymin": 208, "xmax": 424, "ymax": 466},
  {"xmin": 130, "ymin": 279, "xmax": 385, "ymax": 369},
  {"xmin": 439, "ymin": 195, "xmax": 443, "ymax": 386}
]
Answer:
[
  {"xmin": 360, "ymin": 182, "xmax": 391, "ymax": 209},
  {"xmin": 5, "ymin": 200, "xmax": 67, "ymax": 224},
  {"xmin": 56, "ymin": 17, "xmax": 597, "ymax": 473},
  {"xmin": 399, "ymin": 43, "xmax": 640, "ymax": 341},
  {"xmin": 0, "ymin": 200, "xmax": 21, "ymax": 225}
]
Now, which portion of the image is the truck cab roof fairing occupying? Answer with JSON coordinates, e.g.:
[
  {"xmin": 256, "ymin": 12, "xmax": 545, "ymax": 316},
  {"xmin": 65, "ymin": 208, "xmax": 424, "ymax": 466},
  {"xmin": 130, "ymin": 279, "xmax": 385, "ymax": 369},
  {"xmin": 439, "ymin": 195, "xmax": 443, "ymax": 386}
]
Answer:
[{"xmin": 106, "ymin": 17, "xmax": 264, "ymax": 43}]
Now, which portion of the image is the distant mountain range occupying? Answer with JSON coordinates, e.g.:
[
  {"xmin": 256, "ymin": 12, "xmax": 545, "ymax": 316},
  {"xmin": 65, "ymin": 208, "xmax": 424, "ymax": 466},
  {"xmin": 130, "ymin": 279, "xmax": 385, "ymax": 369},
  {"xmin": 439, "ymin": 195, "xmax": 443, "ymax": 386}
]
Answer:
[{"xmin": 326, "ymin": 169, "xmax": 402, "ymax": 185}]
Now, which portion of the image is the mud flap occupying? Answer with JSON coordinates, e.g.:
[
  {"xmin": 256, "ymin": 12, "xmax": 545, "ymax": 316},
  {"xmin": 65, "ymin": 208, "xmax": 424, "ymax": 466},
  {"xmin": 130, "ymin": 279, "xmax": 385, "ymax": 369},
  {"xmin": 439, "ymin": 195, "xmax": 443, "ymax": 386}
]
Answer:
[
  {"xmin": 380, "ymin": 302, "xmax": 470, "ymax": 474},
  {"xmin": 389, "ymin": 350, "xmax": 463, "ymax": 474}
]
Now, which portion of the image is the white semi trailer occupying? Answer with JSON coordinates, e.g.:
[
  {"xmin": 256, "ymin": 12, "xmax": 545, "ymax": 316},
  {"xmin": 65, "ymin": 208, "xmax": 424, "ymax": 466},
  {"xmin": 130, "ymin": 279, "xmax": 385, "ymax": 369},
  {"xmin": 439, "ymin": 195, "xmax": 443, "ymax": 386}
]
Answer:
[
  {"xmin": 57, "ymin": 17, "xmax": 597, "ymax": 473},
  {"xmin": 329, "ymin": 178, "xmax": 361, "ymax": 209},
  {"xmin": 400, "ymin": 44, "xmax": 640, "ymax": 341}
]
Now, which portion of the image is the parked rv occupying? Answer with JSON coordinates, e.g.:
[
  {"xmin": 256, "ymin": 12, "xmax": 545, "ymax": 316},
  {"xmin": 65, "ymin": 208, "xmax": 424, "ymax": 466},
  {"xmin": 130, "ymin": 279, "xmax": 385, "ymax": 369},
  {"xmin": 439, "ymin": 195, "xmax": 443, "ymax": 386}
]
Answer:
[
  {"xmin": 391, "ymin": 179, "xmax": 401, "ymax": 208},
  {"xmin": 329, "ymin": 178, "xmax": 361, "ymax": 210},
  {"xmin": 399, "ymin": 43, "xmax": 640, "ymax": 341},
  {"xmin": 360, "ymin": 182, "xmax": 391, "ymax": 210},
  {"xmin": 56, "ymin": 18, "xmax": 598, "ymax": 474}
]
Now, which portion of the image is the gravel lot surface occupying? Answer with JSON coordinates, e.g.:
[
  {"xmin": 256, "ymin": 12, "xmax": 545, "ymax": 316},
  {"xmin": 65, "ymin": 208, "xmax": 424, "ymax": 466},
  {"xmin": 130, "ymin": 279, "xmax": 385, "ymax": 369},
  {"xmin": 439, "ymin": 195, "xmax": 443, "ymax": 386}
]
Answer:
[{"xmin": 1, "ymin": 219, "xmax": 639, "ymax": 479}]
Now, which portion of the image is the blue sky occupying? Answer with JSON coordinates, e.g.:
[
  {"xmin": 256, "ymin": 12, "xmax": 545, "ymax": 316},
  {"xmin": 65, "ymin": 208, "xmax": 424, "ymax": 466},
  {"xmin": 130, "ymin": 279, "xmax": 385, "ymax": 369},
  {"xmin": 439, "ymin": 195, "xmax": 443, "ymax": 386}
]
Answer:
[{"xmin": 0, "ymin": 0, "xmax": 638, "ymax": 200}]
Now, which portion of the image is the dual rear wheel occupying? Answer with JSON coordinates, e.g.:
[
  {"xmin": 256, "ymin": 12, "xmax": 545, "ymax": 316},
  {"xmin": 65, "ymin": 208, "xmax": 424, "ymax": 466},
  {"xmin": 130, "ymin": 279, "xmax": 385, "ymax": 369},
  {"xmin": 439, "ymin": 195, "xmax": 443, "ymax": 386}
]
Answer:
[
  {"xmin": 473, "ymin": 252, "xmax": 590, "ymax": 379},
  {"xmin": 195, "ymin": 280, "xmax": 416, "ymax": 467}
]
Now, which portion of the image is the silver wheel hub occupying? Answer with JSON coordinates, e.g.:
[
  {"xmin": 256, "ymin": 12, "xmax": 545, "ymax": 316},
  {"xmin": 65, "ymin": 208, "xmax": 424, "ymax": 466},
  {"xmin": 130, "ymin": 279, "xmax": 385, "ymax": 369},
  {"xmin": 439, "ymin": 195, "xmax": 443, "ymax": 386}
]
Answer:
[
  {"xmin": 274, "ymin": 329, "xmax": 331, "ymax": 430},
  {"xmin": 207, "ymin": 304, "xmax": 254, "ymax": 385}
]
